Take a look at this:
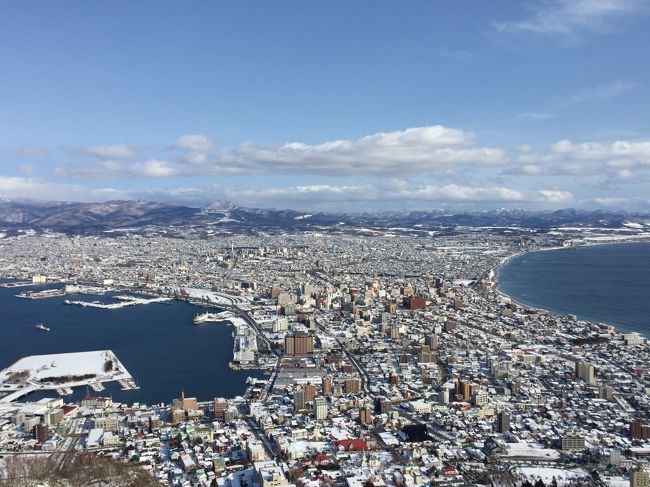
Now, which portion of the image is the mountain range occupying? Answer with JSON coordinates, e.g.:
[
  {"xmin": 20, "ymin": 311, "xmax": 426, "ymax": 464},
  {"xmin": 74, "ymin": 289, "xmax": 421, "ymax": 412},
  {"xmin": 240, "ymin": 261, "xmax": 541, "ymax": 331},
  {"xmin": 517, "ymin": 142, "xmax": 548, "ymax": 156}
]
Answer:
[{"xmin": 0, "ymin": 198, "xmax": 648, "ymax": 235}]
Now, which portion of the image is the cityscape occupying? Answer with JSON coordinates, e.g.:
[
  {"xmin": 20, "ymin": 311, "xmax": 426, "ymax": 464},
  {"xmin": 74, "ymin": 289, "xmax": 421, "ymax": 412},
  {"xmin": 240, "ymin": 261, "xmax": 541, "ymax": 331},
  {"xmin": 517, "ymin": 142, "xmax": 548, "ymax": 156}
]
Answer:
[
  {"xmin": 0, "ymin": 221, "xmax": 649, "ymax": 486},
  {"xmin": 1, "ymin": 1, "xmax": 650, "ymax": 486}
]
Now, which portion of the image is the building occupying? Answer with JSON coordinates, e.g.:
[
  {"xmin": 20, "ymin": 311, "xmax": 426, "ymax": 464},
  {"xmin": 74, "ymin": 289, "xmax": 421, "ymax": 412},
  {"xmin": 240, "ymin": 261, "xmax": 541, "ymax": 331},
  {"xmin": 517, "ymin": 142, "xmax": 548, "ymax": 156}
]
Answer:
[
  {"xmin": 425, "ymin": 335, "xmax": 439, "ymax": 349},
  {"xmin": 625, "ymin": 333, "xmax": 645, "ymax": 346},
  {"xmin": 438, "ymin": 388, "xmax": 450, "ymax": 404},
  {"xmin": 284, "ymin": 333, "xmax": 314, "ymax": 356},
  {"xmin": 575, "ymin": 361, "xmax": 596, "ymax": 385},
  {"xmin": 630, "ymin": 419, "xmax": 650, "ymax": 440},
  {"xmin": 313, "ymin": 396, "xmax": 327, "ymax": 420},
  {"xmin": 418, "ymin": 345, "xmax": 433, "ymax": 363},
  {"xmin": 631, "ymin": 471, "xmax": 650, "ymax": 487},
  {"xmin": 403, "ymin": 296, "xmax": 426, "ymax": 310},
  {"xmin": 409, "ymin": 400, "xmax": 432, "ymax": 414},
  {"xmin": 496, "ymin": 411, "xmax": 510, "ymax": 433},
  {"xmin": 359, "ymin": 407, "xmax": 373, "ymax": 425},
  {"xmin": 472, "ymin": 389, "xmax": 489, "ymax": 407},
  {"xmin": 214, "ymin": 398, "xmax": 227, "ymax": 420},
  {"xmin": 294, "ymin": 388, "xmax": 306, "ymax": 412},
  {"xmin": 33, "ymin": 423, "xmax": 49, "ymax": 444},
  {"xmin": 81, "ymin": 396, "xmax": 112, "ymax": 409},
  {"xmin": 44, "ymin": 408, "xmax": 64, "ymax": 426},
  {"xmin": 303, "ymin": 384, "xmax": 316, "ymax": 403},
  {"xmin": 321, "ymin": 376, "xmax": 332, "ymax": 396},
  {"xmin": 101, "ymin": 432, "xmax": 119, "ymax": 447},
  {"xmin": 599, "ymin": 386, "xmax": 614, "ymax": 401},
  {"xmin": 345, "ymin": 378, "xmax": 360, "ymax": 394},
  {"xmin": 93, "ymin": 415, "xmax": 119, "ymax": 432},
  {"xmin": 562, "ymin": 433, "xmax": 586, "ymax": 451},
  {"xmin": 390, "ymin": 324, "xmax": 400, "ymax": 340},
  {"xmin": 171, "ymin": 391, "xmax": 200, "ymax": 423}
]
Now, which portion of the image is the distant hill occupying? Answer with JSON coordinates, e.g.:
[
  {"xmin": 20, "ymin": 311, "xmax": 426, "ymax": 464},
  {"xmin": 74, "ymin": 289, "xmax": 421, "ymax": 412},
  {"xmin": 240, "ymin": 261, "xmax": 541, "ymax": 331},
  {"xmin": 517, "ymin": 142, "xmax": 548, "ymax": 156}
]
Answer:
[{"xmin": 0, "ymin": 198, "xmax": 648, "ymax": 235}]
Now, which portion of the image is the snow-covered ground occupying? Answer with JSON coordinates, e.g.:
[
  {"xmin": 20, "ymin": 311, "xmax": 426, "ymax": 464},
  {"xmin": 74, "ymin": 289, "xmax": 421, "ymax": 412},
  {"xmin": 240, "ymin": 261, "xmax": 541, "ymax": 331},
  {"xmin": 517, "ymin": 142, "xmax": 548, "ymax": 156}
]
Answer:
[
  {"xmin": 0, "ymin": 350, "xmax": 133, "ymax": 403},
  {"xmin": 513, "ymin": 466, "xmax": 590, "ymax": 486}
]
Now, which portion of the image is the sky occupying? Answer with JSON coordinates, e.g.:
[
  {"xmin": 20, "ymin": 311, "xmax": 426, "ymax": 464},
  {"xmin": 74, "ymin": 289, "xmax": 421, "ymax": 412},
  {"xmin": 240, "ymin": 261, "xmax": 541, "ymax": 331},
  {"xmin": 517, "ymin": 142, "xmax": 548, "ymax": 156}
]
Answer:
[{"xmin": 1, "ymin": 0, "xmax": 649, "ymax": 212}]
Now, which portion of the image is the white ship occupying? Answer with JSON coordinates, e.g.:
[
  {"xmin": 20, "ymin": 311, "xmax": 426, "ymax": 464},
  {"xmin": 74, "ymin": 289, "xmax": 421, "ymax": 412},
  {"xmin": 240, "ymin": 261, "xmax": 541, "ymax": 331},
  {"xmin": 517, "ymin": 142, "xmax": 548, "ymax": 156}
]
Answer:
[
  {"xmin": 35, "ymin": 323, "xmax": 50, "ymax": 331},
  {"xmin": 193, "ymin": 310, "xmax": 231, "ymax": 324}
]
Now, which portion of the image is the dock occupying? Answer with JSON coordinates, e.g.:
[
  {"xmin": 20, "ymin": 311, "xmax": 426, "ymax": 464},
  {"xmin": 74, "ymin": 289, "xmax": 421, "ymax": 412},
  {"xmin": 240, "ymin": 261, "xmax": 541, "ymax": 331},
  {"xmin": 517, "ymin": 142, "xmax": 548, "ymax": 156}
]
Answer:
[{"xmin": 64, "ymin": 295, "xmax": 172, "ymax": 309}]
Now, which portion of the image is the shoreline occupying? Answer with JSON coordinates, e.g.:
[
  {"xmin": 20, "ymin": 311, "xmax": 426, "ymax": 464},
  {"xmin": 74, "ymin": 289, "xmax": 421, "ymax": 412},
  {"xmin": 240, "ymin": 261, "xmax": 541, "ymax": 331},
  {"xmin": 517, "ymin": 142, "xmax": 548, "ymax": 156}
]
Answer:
[
  {"xmin": 487, "ymin": 239, "xmax": 650, "ymax": 337},
  {"xmin": 0, "ymin": 287, "xmax": 267, "ymax": 406}
]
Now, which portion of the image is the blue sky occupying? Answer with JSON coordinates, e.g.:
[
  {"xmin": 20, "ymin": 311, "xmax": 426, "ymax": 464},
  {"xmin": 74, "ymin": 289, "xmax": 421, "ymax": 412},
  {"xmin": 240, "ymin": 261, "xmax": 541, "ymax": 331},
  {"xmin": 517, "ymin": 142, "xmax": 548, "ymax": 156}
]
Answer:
[{"xmin": 1, "ymin": 0, "xmax": 649, "ymax": 211}]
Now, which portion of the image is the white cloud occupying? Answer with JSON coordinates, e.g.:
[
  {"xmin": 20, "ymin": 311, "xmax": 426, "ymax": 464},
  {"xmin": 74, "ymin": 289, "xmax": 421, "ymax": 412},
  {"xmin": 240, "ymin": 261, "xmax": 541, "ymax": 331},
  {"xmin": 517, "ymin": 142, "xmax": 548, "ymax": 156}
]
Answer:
[
  {"xmin": 494, "ymin": 0, "xmax": 647, "ymax": 42},
  {"xmin": 55, "ymin": 159, "xmax": 176, "ymax": 180},
  {"xmin": 0, "ymin": 176, "xmax": 124, "ymax": 202},
  {"xmin": 54, "ymin": 125, "xmax": 508, "ymax": 180},
  {"xmin": 505, "ymin": 137, "xmax": 650, "ymax": 182},
  {"xmin": 80, "ymin": 144, "xmax": 140, "ymax": 160},
  {"xmin": 173, "ymin": 134, "xmax": 216, "ymax": 152},
  {"xmin": 220, "ymin": 125, "xmax": 507, "ymax": 176}
]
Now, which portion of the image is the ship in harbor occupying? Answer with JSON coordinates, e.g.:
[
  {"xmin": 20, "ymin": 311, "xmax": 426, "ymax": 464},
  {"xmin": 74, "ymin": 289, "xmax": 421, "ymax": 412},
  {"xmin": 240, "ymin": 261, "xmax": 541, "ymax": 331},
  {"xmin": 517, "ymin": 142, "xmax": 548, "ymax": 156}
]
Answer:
[
  {"xmin": 35, "ymin": 323, "xmax": 50, "ymax": 331},
  {"xmin": 193, "ymin": 310, "xmax": 231, "ymax": 324}
]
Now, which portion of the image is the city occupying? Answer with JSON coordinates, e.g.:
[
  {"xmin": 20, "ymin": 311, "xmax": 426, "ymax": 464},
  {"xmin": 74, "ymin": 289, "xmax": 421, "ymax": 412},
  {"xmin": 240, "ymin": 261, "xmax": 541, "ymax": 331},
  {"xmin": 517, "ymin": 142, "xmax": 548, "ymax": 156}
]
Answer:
[
  {"xmin": 0, "ymin": 225, "xmax": 649, "ymax": 486},
  {"xmin": 2, "ymin": 1, "xmax": 650, "ymax": 486}
]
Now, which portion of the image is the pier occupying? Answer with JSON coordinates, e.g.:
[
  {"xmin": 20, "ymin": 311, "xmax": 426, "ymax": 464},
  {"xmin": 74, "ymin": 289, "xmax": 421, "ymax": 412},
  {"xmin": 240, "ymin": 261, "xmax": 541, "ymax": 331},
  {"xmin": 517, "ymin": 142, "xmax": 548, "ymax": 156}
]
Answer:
[
  {"xmin": 63, "ymin": 295, "xmax": 172, "ymax": 309},
  {"xmin": 0, "ymin": 350, "xmax": 135, "ymax": 404}
]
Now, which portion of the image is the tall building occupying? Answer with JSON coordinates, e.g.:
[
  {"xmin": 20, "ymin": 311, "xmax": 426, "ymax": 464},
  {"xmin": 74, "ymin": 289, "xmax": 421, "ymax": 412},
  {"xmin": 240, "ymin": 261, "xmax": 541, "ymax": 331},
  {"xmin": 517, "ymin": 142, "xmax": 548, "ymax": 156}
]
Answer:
[
  {"xmin": 214, "ymin": 398, "xmax": 227, "ymax": 420},
  {"xmin": 575, "ymin": 361, "xmax": 596, "ymax": 385},
  {"xmin": 322, "ymin": 376, "xmax": 332, "ymax": 396},
  {"xmin": 294, "ymin": 388, "xmax": 306, "ymax": 412},
  {"xmin": 438, "ymin": 388, "xmax": 450, "ymax": 404},
  {"xmin": 345, "ymin": 378, "xmax": 360, "ymax": 394},
  {"xmin": 418, "ymin": 345, "xmax": 433, "ymax": 363},
  {"xmin": 599, "ymin": 386, "xmax": 614, "ymax": 401},
  {"xmin": 472, "ymin": 389, "xmax": 489, "ymax": 406},
  {"xmin": 403, "ymin": 296, "xmax": 426, "ymax": 310},
  {"xmin": 313, "ymin": 396, "xmax": 327, "ymax": 420},
  {"xmin": 359, "ymin": 407, "xmax": 373, "ymax": 425},
  {"xmin": 630, "ymin": 419, "xmax": 650, "ymax": 440},
  {"xmin": 631, "ymin": 471, "xmax": 649, "ymax": 487},
  {"xmin": 390, "ymin": 324, "xmax": 400, "ymax": 340},
  {"xmin": 304, "ymin": 384, "xmax": 317, "ymax": 403},
  {"xmin": 33, "ymin": 423, "xmax": 49, "ymax": 444},
  {"xmin": 496, "ymin": 411, "xmax": 510, "ymax": 433},
  {"xmin": 425, "ymin": 335, "xmax": 439, "ymax": 349},
  {"xmin": 284, "ymin": 333, "xmax": 314, "ymax": 356}
]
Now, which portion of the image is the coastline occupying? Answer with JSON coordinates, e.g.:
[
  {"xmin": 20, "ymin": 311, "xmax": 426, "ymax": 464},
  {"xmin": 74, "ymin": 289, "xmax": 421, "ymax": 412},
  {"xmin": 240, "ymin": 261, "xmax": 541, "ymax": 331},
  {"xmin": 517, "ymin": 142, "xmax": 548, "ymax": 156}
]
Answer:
[
  {"xmin": 488, "ymin": 239, "xmax": 650, "ymax": 337},
  {"xmin": 0, "ymin": 287, "xmax": 265, "ymax": 405}
]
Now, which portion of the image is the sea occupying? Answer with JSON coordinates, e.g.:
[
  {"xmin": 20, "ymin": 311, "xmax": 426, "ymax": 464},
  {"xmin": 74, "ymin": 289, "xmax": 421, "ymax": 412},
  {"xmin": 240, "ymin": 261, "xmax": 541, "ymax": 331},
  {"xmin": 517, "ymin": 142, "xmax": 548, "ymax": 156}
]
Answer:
[
  {"xmin": 0, "ymin": 284, "xmax": 264, "ymax": 405},
  {"xmin": 497, "ymin": 242, "xmax": 650, "ymax": 336}
]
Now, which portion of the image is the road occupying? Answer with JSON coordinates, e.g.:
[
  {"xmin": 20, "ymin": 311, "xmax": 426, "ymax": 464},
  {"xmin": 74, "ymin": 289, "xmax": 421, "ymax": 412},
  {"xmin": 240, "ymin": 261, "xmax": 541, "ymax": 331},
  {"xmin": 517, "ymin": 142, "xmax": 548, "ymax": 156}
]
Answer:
[{"xmin": 315, "ymin": 313, "xmax": 373, "ymax": 396}]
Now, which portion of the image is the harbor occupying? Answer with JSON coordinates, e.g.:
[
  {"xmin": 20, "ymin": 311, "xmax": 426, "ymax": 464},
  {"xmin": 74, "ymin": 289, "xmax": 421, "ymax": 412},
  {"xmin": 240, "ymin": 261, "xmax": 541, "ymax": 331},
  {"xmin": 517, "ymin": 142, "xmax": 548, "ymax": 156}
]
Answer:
[{"xmin": 0, "ymin": 284, "xmax": 265, "ymax": 404}]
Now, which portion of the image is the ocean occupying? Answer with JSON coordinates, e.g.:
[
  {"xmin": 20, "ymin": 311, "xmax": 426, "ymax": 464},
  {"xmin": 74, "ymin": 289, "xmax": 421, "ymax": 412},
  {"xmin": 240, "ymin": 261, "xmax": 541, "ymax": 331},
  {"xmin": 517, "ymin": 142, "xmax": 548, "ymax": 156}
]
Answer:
[
  {"xmin": 497, "ymin": 242, "xmax": 650, "ymax": 336},
  {"xmin": 0, "ymin": 285, "xmax": 264, "ymax": 405}
]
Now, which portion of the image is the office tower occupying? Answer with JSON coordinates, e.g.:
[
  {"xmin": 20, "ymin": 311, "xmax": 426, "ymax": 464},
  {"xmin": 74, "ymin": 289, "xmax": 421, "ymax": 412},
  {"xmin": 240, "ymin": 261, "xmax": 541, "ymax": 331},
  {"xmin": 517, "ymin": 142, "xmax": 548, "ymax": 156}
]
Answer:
[
  {"xmin": 496, "ymin": 411, "xmax": 510, "ymax": 433},
  {"xmin": 294, "ymin": 388, "xmax": 306, "ymax": 412},
  {"xmin": 313, "ymin": 396, "xmax": 327, "ymax": 420}
]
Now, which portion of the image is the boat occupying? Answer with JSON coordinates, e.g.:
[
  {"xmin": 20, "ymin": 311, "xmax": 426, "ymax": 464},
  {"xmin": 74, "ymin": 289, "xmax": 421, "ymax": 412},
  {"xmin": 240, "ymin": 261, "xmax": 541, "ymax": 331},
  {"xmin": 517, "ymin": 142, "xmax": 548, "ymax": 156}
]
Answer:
[
  {"xmin": 35, "ymin": 323, "xmax": 50, "ymax": 331},
  {"xmin": 193, "ymin": 310, "xmax": 231, "ymax": 324},
  {"xmin": 194, "ymin": 311, "xmax": 212, "ymax": 324}
]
